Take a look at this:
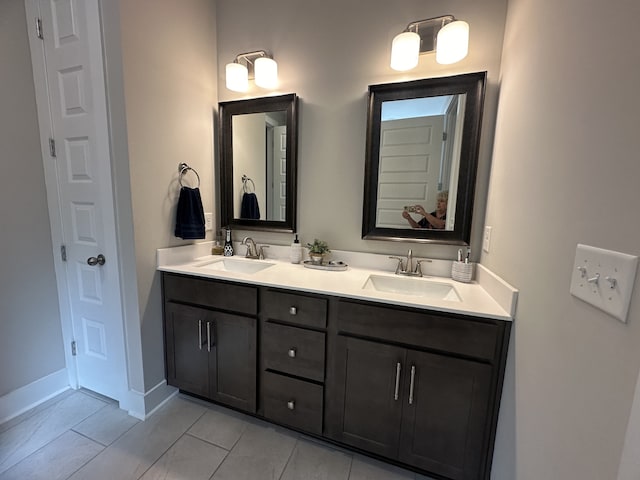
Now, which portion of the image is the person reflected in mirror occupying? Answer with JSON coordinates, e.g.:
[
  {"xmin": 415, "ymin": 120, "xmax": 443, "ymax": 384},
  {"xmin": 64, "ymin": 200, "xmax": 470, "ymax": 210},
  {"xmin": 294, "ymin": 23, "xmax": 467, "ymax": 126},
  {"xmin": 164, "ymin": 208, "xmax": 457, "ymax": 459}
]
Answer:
[{"xmin": 402, "ymin": 190, "xmax": 448, "ymax": 229}]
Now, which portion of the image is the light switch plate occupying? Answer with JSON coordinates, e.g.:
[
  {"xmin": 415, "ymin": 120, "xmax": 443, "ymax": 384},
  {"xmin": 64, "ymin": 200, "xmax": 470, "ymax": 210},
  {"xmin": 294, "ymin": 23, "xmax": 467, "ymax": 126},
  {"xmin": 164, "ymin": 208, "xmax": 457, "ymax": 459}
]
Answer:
[
  {"xmin": 570, "ymin": 244, "xmax": 638, "ymax": 322},
  {"xmin": 204, "ymin": 213, "xmax": 213, "ymax": 232},
  {"xmin": 483, "ymin": 226, "xmax": 492, "ymax": 253}
]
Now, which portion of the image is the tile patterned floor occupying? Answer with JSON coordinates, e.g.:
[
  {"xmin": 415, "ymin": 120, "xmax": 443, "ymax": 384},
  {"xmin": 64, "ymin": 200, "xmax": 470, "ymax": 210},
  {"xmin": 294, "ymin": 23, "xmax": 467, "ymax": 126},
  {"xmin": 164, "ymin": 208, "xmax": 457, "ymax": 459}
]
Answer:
[{"xmin": 0, "ymin": 389, "xmax": 435, "ymax": 480}]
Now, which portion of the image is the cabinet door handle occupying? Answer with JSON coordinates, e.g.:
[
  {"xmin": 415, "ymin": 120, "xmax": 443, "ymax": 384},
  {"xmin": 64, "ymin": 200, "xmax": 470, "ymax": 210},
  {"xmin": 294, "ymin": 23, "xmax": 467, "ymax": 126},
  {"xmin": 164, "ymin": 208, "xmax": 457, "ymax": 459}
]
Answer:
[
  {"xmin": 288, "ymin": 348, "xmax": 297, "ymax": 358},
  {"xmin": 287, "ymin": 400, "xmax": 295, "ymax": 410},
  {"xmin": 409, "ymin": 365, "xmax": 416, "ymax": 405},
  {"xmin": 394, "ymin": 362, "xmax": 401, "ymax": 401},
  {"xmin": 198, "ymin": 320, "xmax": 203, "ymax": 350},
  {"xmin": 206, "ymin": 321, "xmax": 213, "ymax": 352},
  {"xmin": 289, "ymin": 306, "xmax": 297, "ymax": 315}
]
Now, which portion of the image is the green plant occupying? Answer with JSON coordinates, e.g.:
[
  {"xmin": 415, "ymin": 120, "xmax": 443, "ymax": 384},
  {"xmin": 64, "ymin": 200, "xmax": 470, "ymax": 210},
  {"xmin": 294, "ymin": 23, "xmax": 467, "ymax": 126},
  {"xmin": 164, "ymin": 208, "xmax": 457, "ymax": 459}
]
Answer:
[{"xmin": 306, "ymin": 238, "xmax": 330, "ymax": 254}]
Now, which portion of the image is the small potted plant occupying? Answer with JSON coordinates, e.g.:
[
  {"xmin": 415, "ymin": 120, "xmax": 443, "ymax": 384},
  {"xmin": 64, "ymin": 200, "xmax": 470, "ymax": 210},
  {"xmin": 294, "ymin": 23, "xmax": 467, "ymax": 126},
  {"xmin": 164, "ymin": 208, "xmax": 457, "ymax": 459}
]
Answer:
[{"xmin": 306, "ymin": 238, "xmax": 330, "ymax": 265}]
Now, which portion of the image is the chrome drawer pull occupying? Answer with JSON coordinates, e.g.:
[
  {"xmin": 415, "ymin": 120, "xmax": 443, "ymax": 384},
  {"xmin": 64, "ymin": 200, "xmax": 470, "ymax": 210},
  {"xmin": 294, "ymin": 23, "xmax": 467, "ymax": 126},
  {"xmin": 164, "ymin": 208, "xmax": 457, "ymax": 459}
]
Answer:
[
  {"xmin": 198, "ymin": 320, "xmax": 203, "ymax": 350},
  {"xmin": 409, "ymin": 365, "xmax": 416, "ymax": 405},
  {"xmin": 287, "ymin": 400, "xmax": 295, "ymax": 410},
  {"xmin": 288, "ymin": 348, "xmax": 297, "ymax": 358},
  {"xmin": 206, "ymin": 321, "xmax": 212, "ymax": 352},
  {"xmin": 394, "ymin": 362, "xmax": 401, "ymax": 401},
  {"xmin": 289, "ymin": 306, "xmax": 297, "ymax": 315}
]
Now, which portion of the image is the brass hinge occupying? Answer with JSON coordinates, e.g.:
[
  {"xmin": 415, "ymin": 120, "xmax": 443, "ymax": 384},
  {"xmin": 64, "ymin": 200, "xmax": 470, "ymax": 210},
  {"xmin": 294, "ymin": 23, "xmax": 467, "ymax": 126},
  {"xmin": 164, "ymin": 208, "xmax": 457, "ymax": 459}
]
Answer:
[
  {"xmin": 60, "ymin": 245, "xmax": 67, "ymax": 262},
  {"xmin": 49, "ymin": 138, "xmax": 57, "ymax": 157},
  {"xmin": 36, "ymin": 17, "xmax": 43, "ymax": 39},
  {"xmin": 71, "ymin": 340, "xmax": 77, "ymax": 356}
]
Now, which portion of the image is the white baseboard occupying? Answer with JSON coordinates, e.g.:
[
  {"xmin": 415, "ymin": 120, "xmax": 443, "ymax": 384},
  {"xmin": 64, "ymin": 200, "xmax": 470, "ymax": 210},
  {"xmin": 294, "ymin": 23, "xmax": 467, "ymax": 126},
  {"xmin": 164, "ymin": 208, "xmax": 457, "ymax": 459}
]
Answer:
[
  {"xmin": 0, "ymin": 369, "xmax": 70, "ymax": 424},
  {"xmin": 121, "ymin": 380, "xmax": 177, "ymax": 420}
]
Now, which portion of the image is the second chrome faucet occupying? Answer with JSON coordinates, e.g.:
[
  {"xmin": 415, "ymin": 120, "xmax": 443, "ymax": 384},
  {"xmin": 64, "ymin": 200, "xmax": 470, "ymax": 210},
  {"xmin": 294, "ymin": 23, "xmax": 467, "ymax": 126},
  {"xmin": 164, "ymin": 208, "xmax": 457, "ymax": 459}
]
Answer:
[{"xmin": 389, "ymin": 249, "xmax": 426, "ymax": 277}]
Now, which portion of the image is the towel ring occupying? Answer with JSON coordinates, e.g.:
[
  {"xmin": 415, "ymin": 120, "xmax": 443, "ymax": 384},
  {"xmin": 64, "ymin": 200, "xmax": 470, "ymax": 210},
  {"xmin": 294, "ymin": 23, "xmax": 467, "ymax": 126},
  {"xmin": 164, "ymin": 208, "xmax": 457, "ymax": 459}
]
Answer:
[
  {"xmin": 242, "ymin": 175, "xmax": 255, "ymax": 193},
  {"xmin": 178, "ymin": 162, "xmax": 200, "ymax": 188}
]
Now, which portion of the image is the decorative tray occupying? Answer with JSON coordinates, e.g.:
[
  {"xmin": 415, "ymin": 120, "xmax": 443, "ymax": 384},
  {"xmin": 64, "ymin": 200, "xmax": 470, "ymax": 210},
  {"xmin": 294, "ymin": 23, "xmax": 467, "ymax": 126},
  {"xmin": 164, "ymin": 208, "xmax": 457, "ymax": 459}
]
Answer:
[{"xmin": 302, "ymin": 260, "xmax": 348, "ymax": 271}]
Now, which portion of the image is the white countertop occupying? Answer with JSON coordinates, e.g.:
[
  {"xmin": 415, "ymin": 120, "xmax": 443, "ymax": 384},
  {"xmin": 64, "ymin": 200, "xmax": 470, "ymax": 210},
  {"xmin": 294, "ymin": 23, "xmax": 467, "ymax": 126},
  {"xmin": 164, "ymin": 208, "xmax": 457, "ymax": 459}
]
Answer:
[{"xmin": 157, "ymin": 242, "xmax": 518, "ymax": 321}]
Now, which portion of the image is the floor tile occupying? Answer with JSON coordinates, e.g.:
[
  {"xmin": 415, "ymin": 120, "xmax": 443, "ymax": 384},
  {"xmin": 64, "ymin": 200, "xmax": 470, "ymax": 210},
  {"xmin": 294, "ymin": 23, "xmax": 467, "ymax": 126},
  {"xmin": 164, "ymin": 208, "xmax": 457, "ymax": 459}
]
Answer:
[
  {"xmin": 0, "ymin": 430, "xmax": 103, "ymax": 480},
  {"xmin": 72, "ymin": 403, "xmax": 139, "ymax": 446},
  {"xmin": 349, "ymin": 454, "xmax": 416, "ymax": 480},
  {"xmin": 280, "ymin": 438, "xmax": 352, "ymax": 480},
  {"xmin": 211, "ymin": 421, "xmax": 298, "ymax": 480},
  {"xmin": 139, "ymin": 434, "xmax": 227, "ymax": 480},
  {"xmin": 187, "ymin": 403, "xmax": 249, "ymax": 450},
  {"xmin": 68, "ymin": 395, "xmax": 207, "ymax": 480},
  {"xmin": 0, "ymin": 391, "xmax": 107, "ymax": 474},
  {"xmin": 0, "ymin": 389, "xmax": 75, "ymax": 434}
]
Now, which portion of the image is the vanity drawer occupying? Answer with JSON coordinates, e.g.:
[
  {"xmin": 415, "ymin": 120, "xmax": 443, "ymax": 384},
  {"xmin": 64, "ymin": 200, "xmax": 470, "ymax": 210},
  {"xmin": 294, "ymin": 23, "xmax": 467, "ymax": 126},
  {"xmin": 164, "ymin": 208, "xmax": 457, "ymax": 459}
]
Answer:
[
  {"xmin": 337, "ymin": 300, "xmax": 500, "ymax": 361},
  {"xmin": 262, "ymin": 371, "xmax": 323, "ymax": 435},
  {"xmin": 163, "ymin": 273, "xmax": 257, "ymax": 315},
  {"xmin": 261, "ymin": 290, "xmax": 327, "ymax": 329},
  {"xmin": 262, "ymin": 322, "xmax": 325, "ymax": 382}
]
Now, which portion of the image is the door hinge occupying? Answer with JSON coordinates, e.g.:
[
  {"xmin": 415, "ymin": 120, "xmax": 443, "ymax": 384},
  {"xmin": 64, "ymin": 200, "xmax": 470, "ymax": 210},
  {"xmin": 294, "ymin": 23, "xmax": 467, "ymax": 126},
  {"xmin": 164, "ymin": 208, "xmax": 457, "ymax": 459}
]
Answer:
[
  {"xmin": 60, "ymin": 245, "xmax": 67, "ymax": 261},
  {"xmin": 442, "ymin": 131, "xmax": 448, "ymax": 141},
  {"xmin": 36, "ymin": 17, "xmax": 43, "ymax": 40},
  {"xmin": 49, "ymin": 138, "xmax": 57, "ymax": 157},
  {"xmin": 71, "ymin": 340, "xmax": 77, "ymax": 356}
]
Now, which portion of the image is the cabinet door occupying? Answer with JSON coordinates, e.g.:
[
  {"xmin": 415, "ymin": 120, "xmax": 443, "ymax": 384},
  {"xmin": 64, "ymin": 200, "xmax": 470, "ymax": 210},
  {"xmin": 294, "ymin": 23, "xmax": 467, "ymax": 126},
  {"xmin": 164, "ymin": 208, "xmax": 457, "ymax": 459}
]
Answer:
[
  {"xmin": 327, "ymin": 336, "xmax": 405, "ymax": 458},
  {"xmin": 209, "ymin": 311, "xmax": 257, "ymax": 413},
  {"xmin": 164, "ymin": 303, "xmax": 210, "ymax": 397},
  {"xmin": 399, "ymin": 349, "xmax": 492, "ymax": 480}
]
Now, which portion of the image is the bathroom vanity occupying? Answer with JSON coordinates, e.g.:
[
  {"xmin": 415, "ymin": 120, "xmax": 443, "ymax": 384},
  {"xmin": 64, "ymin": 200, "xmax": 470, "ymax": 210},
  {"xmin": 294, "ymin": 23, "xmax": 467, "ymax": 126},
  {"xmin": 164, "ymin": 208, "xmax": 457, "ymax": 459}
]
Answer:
[{"xmin": 158, "ymin": 244, "xmax": 515, "ymax": 480}]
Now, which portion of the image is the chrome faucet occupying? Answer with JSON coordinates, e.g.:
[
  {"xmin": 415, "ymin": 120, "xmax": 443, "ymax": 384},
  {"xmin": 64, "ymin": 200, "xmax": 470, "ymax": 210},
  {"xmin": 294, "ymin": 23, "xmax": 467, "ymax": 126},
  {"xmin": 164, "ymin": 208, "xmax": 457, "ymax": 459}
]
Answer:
[
  {"xmin": 242, "ymin": 237, "xmax": 259, "ymax": 259},
  {"xmin": 389, "ymin": 248, "xmax": 427, "ymax": 277}
]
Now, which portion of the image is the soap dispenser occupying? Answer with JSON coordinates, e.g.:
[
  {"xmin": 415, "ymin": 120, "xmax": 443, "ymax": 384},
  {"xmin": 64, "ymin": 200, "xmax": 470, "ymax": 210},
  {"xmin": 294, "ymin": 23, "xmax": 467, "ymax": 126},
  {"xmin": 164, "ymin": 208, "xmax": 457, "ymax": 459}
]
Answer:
[{"xmin": 290, "ymin": 234, "xmax": 302, "ymax": 264}]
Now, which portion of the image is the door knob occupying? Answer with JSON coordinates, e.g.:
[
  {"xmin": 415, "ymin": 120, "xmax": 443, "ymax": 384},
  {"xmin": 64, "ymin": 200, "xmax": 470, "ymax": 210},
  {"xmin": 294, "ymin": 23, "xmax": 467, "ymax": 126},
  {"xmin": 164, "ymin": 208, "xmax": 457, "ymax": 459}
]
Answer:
[{"xmin": 87, "ymin": 254, "xmax": 106, "ymax": 266}]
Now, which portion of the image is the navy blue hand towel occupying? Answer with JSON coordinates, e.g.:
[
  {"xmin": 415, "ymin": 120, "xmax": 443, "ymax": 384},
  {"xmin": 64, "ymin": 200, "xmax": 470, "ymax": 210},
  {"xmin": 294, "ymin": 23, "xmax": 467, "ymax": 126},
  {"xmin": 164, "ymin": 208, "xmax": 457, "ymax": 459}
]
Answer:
[
  {"xmin": 240, "ymin": 192, "xmax": 260, "ymax": 219},
  {"xmin": 175, "ymin": 186, "xmax": 205, "ymax": 239}
]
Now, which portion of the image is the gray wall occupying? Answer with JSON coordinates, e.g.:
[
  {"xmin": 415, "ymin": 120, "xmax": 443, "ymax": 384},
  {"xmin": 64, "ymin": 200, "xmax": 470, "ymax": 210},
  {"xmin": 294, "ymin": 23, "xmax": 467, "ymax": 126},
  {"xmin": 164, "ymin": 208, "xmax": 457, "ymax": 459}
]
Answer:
[
  {"xmin": 485, "ymin": 0, "xmax": 640, "ymax": 478},
  {"xmin": 0, "ymin": 0, "xmax": 65, "ymax": 396},
  {"xmin": 216, "ymin": 0, "xmax": 507, "ymax": 260},
  {"xmin": 117, "ymin": 0, "xmax": 218, "ymax": 391}
]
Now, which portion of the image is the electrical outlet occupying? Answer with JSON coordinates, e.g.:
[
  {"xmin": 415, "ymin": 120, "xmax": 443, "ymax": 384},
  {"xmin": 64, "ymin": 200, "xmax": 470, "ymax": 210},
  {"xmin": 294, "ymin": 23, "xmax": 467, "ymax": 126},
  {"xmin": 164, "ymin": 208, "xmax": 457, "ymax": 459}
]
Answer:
[
  {"xmin": 483, "ymin": 226, "xmax": 492, "ymax": 253},
  {"xmin": 570, "ymin": 244, "xmax": 638, "ymax": 322},
  {"xmin": 204, "ymin": 213, "xmax": 213, "ymax": 232}
]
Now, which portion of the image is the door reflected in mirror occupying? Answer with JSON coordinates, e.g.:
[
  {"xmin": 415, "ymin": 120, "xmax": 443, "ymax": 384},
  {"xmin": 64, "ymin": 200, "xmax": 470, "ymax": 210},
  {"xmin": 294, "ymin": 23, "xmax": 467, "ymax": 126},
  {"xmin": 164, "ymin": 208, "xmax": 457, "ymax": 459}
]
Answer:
[
  {"xmin": 362, "ymin": 72, "xmax": 486, "ymax": 244},
  {"xmin": 232, "ymin": 111, "xmax": 287, "ymax": 221},
  {"xmin": 220, "ymin": 94, "xmax": 298, "ymax": 232},
  {"xmin": 377, "ymin": 94, "xmax": 465, "ymax": 232}
]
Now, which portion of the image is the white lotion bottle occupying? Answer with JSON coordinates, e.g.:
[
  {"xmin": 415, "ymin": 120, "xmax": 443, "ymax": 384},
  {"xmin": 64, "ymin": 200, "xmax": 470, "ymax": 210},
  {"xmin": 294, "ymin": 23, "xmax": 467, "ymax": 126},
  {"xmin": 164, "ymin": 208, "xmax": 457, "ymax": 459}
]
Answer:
[{"xmin": 290, "ymin": 234, "xmax": 302, "ymax": 264}]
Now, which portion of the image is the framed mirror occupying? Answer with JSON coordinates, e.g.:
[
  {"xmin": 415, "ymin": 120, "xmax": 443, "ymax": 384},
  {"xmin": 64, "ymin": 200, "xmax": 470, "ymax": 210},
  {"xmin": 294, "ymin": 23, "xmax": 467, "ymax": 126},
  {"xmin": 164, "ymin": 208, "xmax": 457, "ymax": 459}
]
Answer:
[
  {"xmin": 362, "ymin": 72, "xmax": 486, "ymax": 245},
  {"xmin": 220, "ymin": 93, "xmax": 298, "ymax": 232}
]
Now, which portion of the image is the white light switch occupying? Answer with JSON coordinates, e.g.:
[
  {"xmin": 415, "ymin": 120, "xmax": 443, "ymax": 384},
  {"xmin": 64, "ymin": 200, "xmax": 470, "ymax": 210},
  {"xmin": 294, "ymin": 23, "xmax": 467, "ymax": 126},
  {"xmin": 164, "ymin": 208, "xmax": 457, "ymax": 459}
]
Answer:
[
  {"xmin": 204, "ymin": 213, "xmax": 213, "ymax": 232},
  {"xmin": 483, "ymin": 226, "xmax": 492, "ymax": 253},
  {"xmin": 570, "ymin": 244, "xmax": 638, "ymax": 323}
]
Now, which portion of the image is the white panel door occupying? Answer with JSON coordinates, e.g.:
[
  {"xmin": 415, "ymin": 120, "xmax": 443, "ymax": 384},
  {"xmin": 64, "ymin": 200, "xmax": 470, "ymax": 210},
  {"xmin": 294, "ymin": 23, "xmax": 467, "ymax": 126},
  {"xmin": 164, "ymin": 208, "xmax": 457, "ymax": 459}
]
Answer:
[
  {"xmin": 29, "ymin": 0, "xmax": 127, "ymax": 401},
  {"xmin": 271, "ymin": 125, "xmax": 287, "ymax": 221},
  {"xmin": 376, "ymin": 116, "xmax": 444, "ymax": 228}
]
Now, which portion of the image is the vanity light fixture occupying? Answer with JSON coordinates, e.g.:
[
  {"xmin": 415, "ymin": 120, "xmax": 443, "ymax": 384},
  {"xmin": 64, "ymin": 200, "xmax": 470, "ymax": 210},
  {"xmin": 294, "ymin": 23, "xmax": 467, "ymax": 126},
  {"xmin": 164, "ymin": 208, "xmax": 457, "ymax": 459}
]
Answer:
[
  {"xmin": 225, "ymin": 50, "xmax": 278, "ymax": 92},
  {"xmin": 390, "ymin": 15, "xmax": 469, "ymax": 71}
]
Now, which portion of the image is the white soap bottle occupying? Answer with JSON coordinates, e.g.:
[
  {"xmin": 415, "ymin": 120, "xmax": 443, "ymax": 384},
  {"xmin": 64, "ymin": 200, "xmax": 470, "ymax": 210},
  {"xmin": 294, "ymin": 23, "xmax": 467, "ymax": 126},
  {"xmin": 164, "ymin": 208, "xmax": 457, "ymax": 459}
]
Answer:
[{"xmin": 290, "ymin": 234, "xmax": 302, "ymax": 264}]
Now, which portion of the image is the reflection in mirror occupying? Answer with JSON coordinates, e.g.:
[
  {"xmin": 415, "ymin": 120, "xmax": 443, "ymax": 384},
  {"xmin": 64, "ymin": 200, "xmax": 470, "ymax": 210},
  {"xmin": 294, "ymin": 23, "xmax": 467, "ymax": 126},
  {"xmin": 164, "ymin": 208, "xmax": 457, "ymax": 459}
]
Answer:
[
  {"xmin": 220, "ymin": 94, "xmax": 298, "ymax": 232},
  {"xmin": 362, "ymin": 72, "xmax": 486, "ymax": 244}
]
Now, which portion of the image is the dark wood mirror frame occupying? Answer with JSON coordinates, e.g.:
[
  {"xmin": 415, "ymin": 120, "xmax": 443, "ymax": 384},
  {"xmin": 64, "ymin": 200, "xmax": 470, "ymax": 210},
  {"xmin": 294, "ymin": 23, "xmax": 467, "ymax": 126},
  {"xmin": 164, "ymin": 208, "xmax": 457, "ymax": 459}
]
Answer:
[
  {"xmin": 362, "ymin": 72, "xmax": 486, "ymax": 245},
  {"xmin": 219, "ymin": 93, "xmax": 298, "ymax": 232}
]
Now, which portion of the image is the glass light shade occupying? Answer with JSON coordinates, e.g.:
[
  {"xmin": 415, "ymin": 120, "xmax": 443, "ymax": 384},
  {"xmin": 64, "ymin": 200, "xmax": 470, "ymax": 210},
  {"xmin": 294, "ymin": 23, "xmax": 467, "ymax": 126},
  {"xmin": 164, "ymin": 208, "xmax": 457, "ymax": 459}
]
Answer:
[
  {"xmin": 226, "ymin": 62, "xmax": 248, "ymax": 92},
  {"xmin": 436, "ymin": 20, "xmax": 469, "ymax": 65},
  {"xmin": 390, "ymin": 31, "xmax": 420, "ymax": 71},
  {"xmin": 254, "ymin": 57, "xmax": 278, "ymax": 89}
]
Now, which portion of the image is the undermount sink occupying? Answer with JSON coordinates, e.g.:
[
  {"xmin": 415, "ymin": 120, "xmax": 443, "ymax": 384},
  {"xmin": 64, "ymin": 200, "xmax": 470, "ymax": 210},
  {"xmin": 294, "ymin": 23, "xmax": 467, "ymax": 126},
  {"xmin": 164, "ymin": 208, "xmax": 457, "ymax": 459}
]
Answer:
[
  {"xmin": 363, "ymin": 274, "xmax": 461, "ymax": 302},
  {"xmin": 195, "ymin": 258, "xmax": 275, "ymax": 274}
]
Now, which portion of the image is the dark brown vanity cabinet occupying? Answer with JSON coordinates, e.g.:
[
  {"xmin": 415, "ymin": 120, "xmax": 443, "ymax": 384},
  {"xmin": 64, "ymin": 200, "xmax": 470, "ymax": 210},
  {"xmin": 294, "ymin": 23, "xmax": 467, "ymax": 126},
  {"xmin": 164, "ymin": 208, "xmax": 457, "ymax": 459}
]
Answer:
[
  {"xmin": 325, "ymin": 300, "xmax": 510, "ymax": 480},
  {"xmin": 259, "ymin": 289, "xmax": 328, "ymax": 435},
  {"xmin": 162, "ymin": 273, "xmax": 257, "ymax": 413}
]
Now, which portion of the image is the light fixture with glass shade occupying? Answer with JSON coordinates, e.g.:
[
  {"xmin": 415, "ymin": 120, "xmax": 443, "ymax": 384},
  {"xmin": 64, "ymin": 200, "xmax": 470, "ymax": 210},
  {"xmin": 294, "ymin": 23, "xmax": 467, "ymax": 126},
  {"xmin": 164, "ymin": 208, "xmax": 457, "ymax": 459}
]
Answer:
[
  {"xmin": 390, "ymin": 15, "xmax": 469, "ymax": 71},
  {"xmin": 225, "ymin": 51, "xmax": 278, "ymax": 92}
]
